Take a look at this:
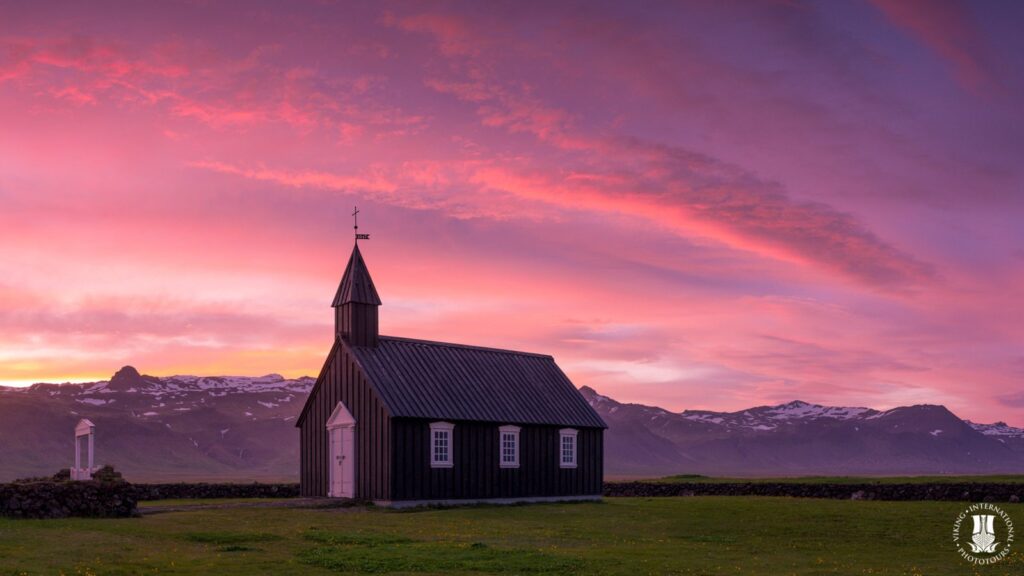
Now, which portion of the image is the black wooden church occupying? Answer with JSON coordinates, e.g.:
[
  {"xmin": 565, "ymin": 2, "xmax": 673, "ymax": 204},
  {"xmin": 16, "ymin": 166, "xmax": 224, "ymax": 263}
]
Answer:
[{"xmin": 296, "ymin": 239, "xmax": 606, "ymax": 505}]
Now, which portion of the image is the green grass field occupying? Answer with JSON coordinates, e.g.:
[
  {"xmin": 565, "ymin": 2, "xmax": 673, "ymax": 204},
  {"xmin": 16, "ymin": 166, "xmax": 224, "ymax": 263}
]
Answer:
[
  {"xmin": 1, "ymin": 497, "xmax": 1022, "ymax": 575},
  {"xmin": 654, "ymin": 474, "xmax": 1024, "ymax": 484}
]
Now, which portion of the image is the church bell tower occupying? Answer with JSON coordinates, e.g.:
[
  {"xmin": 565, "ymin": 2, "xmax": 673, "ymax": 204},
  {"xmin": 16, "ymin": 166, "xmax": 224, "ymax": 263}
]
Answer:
[{"xmin": 332, "ymin": 211, "xmax": 381, "ymax": 347}]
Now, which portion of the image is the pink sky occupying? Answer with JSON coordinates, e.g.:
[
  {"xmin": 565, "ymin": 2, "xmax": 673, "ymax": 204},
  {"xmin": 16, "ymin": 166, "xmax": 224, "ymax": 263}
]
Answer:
[{"xmin": 1, "ymin": 1, "xmax": 1023, "ymax": 423}]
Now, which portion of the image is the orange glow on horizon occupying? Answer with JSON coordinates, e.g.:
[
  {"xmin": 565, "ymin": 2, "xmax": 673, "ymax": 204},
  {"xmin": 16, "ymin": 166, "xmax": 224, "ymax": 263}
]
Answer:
[{"xmin": 1, "ymin": 1, "xmax": 1023, "ymax": 424}]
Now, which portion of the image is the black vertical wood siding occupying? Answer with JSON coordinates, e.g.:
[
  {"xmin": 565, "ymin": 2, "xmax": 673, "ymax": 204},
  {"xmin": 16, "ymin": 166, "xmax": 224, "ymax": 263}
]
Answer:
[
  {"xmin": 389, "ymin": 419, "xmax": 603, "ymax": 501},
  {"xmin": 336, "ymin": 303, "xmax": 378, "ymax": 347},
  {"xmin": 298, "ymin": 341, "xmax": 390, "ymax": 499},
  {"xmin": 299, "ymin": 339, "xmax": 605, "ymax": 502}
]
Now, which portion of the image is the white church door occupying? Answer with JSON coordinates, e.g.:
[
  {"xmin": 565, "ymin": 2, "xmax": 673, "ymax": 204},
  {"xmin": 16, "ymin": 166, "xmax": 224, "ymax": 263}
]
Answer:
[{"xmin": 326, "ymin": 402, "xmax": 356, "ymax": 498}]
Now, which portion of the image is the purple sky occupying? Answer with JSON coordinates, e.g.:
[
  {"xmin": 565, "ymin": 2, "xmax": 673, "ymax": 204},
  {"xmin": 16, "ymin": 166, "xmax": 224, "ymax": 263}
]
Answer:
[{"xmin": 1, "ymin": 0, "xmax": 1023, "ymax": 423}]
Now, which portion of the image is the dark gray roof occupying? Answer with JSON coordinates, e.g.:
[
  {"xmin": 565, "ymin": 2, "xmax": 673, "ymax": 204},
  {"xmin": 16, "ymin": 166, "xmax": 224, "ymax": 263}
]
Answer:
[
  {"xmin": 347, "ymin": 336, "xmax": 606, "ymax": 428},
  {"xmin": 332, "ymin": 244, "xmax": 381, "ymax": 307}
]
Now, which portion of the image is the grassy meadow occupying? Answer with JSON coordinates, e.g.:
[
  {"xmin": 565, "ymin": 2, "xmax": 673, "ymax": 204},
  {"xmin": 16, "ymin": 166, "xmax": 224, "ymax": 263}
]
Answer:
[{"xmin": 1, "ymin": 497, "xmax": 1022, "ymax": 575}]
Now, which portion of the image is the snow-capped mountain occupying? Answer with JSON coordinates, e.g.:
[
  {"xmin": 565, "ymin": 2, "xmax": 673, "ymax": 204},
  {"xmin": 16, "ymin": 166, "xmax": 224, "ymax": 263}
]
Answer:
[
  {"xmin": 678, "ymin": 400, "xmax": 877, "ymax": 431},
  {"xmin": 4, "ymin": 368, "xmax": 1022, "ymax": 481},
  {"xmin": 967, "ymin": 420, "xmax": 1024, "ymax": 438},
  {"xmin": 582, "ymin": 387, "xmax": 1024, "ymax": 477},
  {"xmin": 0, "ymin": 366, "xmax": 314, "ymax": 482}
]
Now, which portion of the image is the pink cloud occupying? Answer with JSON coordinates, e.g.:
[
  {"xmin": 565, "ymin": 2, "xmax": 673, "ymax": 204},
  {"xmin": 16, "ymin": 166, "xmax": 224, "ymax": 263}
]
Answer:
[
  {"xmin": 401, "ymin": 9, "xmax": 932, "ymax": 288},
  {"xmin": 870, "ymin": 0, "xmax": 994, "ymax": 92},
  {"xmin": 465, "ymin": 149, "xmax": 933, "ymax": 289},
  {"xmin": 193, "ymin": 141, "xmax": 932, "ymax": 291},
  {"xmin": 0, "ymin": 2, "xmax": 1021, "ymax": 427},
  {"xmin": 23, "ymin": 36, "xmax": 189, "ymax": 79},
  {"xmin": 190, "ymin": 159, "xmax": 398, "ymax": 193},
  {"xmin": 172, "ymin": 100, "xmax": 269, "ymax": 127},
  {"xmin": 389, "ymin": 13, "xmax": 484, "ymax": 57},
  {"xmin": 50, "ymin": 85, "xmax": 96, "ymax": 105}
]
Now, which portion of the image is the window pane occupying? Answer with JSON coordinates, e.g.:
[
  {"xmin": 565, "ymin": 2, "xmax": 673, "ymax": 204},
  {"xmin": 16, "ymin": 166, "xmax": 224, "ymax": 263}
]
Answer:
[
  {"xmin": 433, "ymin": 430, "xmax": 450, "ymax": 463},
  {"xmin": 561, "ymin": 435, "xmax": 575, "ymax": 464},
  {"xmin": 500, "ymin": 432, "xmax": 517, "ymax": 464}
]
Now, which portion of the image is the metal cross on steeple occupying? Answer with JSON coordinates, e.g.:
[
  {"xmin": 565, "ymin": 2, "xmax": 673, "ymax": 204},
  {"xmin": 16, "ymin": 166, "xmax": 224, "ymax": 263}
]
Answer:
[{"xmin": 353, "ymin": 206, "xmax": 370, "ymax": 243}]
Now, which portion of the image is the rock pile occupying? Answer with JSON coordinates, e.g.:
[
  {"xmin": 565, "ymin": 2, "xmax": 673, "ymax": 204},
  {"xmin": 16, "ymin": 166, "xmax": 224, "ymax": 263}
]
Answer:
[{"xmin": 0, "ymin": 480, "xmax": 137, "ymax": 519}]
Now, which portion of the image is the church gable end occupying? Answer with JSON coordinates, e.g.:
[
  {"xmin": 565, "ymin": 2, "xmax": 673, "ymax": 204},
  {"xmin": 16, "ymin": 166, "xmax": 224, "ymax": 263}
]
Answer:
[{"xmin": 297, "ymin": 340, "xmax": 392, "ymax": 499}]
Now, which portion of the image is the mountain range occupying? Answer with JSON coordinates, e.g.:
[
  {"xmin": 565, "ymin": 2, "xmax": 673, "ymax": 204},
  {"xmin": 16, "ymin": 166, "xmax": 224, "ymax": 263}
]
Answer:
[
  {"xmin": 0, "ymin": 366, "xmax": 310, "ymax": 482},
  {"xmin": 580, "ymin": 387, "xmax": 1024, "ymax": 477},
  {"xmin": 1, "ymin": 366, "xmax": 1022, "ymax": 481}
]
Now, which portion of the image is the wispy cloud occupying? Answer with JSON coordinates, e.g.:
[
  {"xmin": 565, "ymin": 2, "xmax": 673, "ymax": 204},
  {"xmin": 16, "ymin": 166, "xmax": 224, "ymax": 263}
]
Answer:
[
  {"xmin": 0, "ymin": 1, "xmax": 1022, "ymax": 425},
  {"xmin": 869, "ymin": 0, "xmax": 996, "ymax": 92},
  {"xmin": 190, "ymin": 160, "xmax": 399, "ymax": 193}
]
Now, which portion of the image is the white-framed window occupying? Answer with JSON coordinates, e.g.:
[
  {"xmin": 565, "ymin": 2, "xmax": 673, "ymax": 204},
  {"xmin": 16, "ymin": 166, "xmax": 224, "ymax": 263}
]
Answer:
[
  {"xmin": 499, "ymin": 425, "xmax": 520, "ymax": 468},
  {"xmin": 429, "ymin": 421, "xmax": 454, "ymax": 468},
  {"xmin": 559, "ymin": 428, "xmax": 578, "ymax": 468}
]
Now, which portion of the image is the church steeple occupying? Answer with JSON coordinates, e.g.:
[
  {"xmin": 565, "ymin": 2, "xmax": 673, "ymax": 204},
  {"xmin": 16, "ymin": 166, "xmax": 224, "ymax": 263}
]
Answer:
[{"xmin": 333, "ymin": 243, "xmax": 381, "ymax": 347}]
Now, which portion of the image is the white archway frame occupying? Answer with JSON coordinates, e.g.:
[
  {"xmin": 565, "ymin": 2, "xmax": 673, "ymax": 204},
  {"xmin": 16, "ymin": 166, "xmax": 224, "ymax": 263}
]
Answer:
[
  {"xmin": 326, "ymin": 402, "xmax": 356, "ymax": 498},
  {"xmin": 72, "ymin": 419, "xmax": 96, "ymax": 480}
]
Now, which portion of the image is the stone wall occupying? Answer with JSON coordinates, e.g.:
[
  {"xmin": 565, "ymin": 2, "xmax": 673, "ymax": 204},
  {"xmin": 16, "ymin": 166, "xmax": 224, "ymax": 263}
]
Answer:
[
  {"xmin": 0, "ymin": 481, "xmax": 299, "ymax": 519},
  {"xmin": 8, "ymin": 479, "xmax": 1019, "ymax": 519},
  {"xmin": 132, "ymin": 482, "xmax": 300, "ymax": 500},
  {"xmin": 0, "ymin": 481, "xmax": 137, "ymax": 519},
  {"xmin": 603, "ymin": 481, "xmax": 1024, "ymax": 502}
]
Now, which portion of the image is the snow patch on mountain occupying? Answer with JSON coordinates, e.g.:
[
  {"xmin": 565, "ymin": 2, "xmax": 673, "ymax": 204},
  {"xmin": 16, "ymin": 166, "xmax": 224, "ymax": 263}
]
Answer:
[
  {"xmin": 968, "ymin": 421, "xmax": 1024, "ymax": 438},
  {"xmin": 676, "ymin": 400, "xmax": 878, "ymax": 431},
  {"xmin": 682, "ymin": 413, "xmax": 725, "ymax": 424},
  {"xmin": 764, "ymin": 401, "xmax": 872, "ymax": 420},
  {"xmin": 581, "ymin": 386, "xmax": 616, "ymax": 406}
]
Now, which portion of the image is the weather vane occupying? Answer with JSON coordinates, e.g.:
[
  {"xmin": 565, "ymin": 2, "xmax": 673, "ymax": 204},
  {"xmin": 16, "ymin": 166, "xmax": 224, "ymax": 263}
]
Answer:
[{"xmin": 353, "ymin": 206, "xmax": 370, "ymax": 243}]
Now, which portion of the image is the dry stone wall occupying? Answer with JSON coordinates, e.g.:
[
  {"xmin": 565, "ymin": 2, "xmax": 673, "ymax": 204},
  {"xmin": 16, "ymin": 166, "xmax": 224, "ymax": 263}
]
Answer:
[
  {"xmin": 0, "ymin": 481, "xmax": 137, "ymax": 519},
  {"xmin": 603, "ymin": 481, "xmax": 1024, "ymax": 502}
]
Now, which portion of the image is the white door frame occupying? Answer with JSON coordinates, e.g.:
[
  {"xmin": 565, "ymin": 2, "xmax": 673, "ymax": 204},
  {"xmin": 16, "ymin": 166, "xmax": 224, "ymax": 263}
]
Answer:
[{"xmin": 326, "ymin": 402, "xmax": 356, "ymax": 498}]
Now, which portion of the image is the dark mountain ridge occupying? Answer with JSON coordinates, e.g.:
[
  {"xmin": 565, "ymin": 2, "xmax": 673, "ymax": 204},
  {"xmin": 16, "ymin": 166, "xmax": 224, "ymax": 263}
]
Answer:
[
  {"xmin": 1, "ymin": 368, "xmax": 1021, "ymax": 481},
  {"xmin": 580, "ymin": 387, "xmax": 1024, "ymax": 477},
  {"xmin": 0, "ymin": 367, "xmax": 312, "ymax": 482}
]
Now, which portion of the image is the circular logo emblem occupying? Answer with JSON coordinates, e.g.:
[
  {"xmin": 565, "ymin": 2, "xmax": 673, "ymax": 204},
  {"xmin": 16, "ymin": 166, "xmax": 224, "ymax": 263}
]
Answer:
[{"xmin": 953, "ymin": 503, "xmax": 1015, "ymax": 565}]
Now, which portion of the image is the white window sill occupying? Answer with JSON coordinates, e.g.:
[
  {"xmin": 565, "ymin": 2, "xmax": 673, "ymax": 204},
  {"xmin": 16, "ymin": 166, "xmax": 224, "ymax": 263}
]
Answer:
[
  {"xmin": 430, "ymin": 462, "xmax": 453, "ymax": 468},
  {"xmin": 499, "ymin": 463, "xmax": 519, "ymax": 469},
  {"xmin": 560, "ymin": 464, "xmax": 577, "ymax": 469}
]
